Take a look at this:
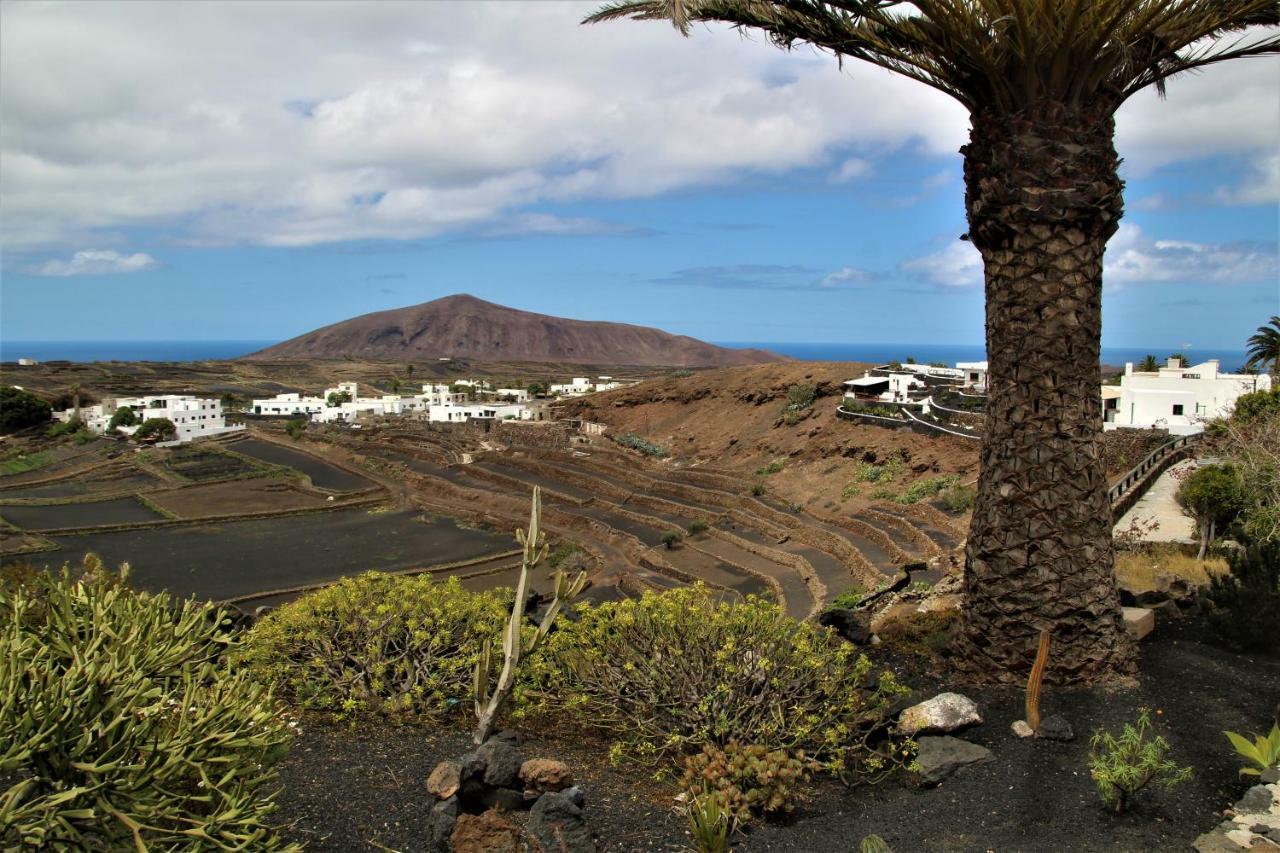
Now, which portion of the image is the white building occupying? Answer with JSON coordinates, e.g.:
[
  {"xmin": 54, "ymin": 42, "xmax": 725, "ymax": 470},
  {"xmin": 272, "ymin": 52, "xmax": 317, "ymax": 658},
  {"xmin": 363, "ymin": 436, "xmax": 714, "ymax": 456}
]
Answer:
[
  {"xmin": 956, "ymin": 361, "xmax": 989, "ymax": 392},
  {"xmin": 548, "ymin": 376, "xmax": 624, "ymax": 397},
  {"xmin": 1103, "ymin": 358, "xmax": 1271, "ymax": 435},
  {"xmin": 426, "ymin": 402, "xmax": 530, "ymax": 423},
  {"xmin": 56, "ymin": 395, "xmax": 243, "ymax": 444},
  {"xmin": 843, "ymin": 372, "xmax": 924, "ymax": 403},
  {"xmin": 494, "ymin": 388, "xmax": 530, "ymax": 403},
  {"xmin": 249, "ymin": 381, "xmax": 513, "ymax": 425}
]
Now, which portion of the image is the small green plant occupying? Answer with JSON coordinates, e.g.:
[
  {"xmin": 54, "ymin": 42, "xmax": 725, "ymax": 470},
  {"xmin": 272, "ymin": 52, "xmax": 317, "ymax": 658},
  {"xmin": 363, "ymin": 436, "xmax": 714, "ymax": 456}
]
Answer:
[
  {"xmin": 831, "ymin": 587, "xmax": 865, "ymax": 610},
  {"xmin": 869, "ymin": 486, "xmax": 897, "ymax": 501},
  {"xmin": 751, "ymin": 481, "xmax": 765, "ymax": 497},
  {"xmin": 841, "ymin": 483, "xmax": 861, "ymax": 500},
  {"xmin": 684, "ymin": 789, "xmax": 732, "ymax": 853},
  {"xmin": 897, "ymin": 474, "xmax": 960, "ymax": 505},
  {"xmin": 284, "ymin": 417, "xmax": 307, "ymax": 440},
  {"xmin": 688, "ymin": 520, "xmax": 710, "ymax": 536},
  {"xmin": 860, "ymin": 835, "xmax": 894, "ymax": 853},
  {"xmin": 1088, "ymin": 708, "xmax": 1192, "ymax": 813},
  {"xmin": 680, "ymin": 742, "xmax": 814, "ymax": 824},
  {"xmin": 855, "ymin": 459, "xmax": 904, "ymax": 484},
  {"xmin": 940, "ymin": 483, "xmax": 976, "ymax": 512},
  {"xmin": 1224, "ymin": 723, "xmax": 1280, "ymax": 777},
  {"xmin": 662, "ymin": 530, "xmax": 685, "ymax": 549},
  {"xmin": 755, "ymin": 458, "xmax": 786, "ymax": 476},
  {"xmin": 843, "ymin": 400, "xmax": 902, "ymax": 418}
]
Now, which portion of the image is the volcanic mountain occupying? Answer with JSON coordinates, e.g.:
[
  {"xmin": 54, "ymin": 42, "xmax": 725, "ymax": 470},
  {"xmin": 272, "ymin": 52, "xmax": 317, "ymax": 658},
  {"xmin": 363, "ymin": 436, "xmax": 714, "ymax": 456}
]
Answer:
[{"xmin": 245, "ymin": 295, "xmax": 784, "ymax": 367}]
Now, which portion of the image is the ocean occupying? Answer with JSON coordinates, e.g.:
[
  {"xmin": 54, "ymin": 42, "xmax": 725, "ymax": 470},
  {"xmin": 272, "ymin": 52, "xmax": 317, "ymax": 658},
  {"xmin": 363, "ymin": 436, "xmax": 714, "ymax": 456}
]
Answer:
[
  {"xmin": 0, "ymin": 339, "xmax": 1252, "ymax": 370},
  {"xmin": 719, "ymin": 341, "xmax": 1253, "ymax": 370}
]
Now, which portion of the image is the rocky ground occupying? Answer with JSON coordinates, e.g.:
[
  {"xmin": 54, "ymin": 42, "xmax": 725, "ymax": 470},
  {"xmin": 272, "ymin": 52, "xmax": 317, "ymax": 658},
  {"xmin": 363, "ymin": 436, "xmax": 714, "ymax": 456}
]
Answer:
[{"xmin": 273, "ymin": 614, "xmax": 1280, "ymax": 852}]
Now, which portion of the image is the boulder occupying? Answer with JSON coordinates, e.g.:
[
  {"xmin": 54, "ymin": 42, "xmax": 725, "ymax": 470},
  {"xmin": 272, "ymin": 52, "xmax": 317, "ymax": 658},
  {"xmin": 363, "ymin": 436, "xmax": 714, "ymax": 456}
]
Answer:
[
  {"xmin": 428, "ymin": 761, "xmax": 463, "ymax": 799},
  {"xmin": 897, "ymin": 692, "xmax": 982, "ymax": 736},
  {"xmin": 1035, "ymin": 714, "xmax": 1075, "ymax": 742},
  {"xmin": 528, "ymin": 791, "xmax": 594, "ymax": 853},
  {"xmin": 915, "ymin": 736, "xmax": 994, "ymax": 786},
  {"xmin": 427, "ymin": 795, "xmax": 460, "ymax": 852},
  {"xmin": 477, "ymin": 739, "xmax": 523, "ymax": 789},
  {"xmin": 450, "ymin": 809, "xmax": 523, "ymax": 853},
  {"xmin": 520, "ymin": 758, "xmax": 574, "ymax": 793},
  {"xmin": 818, "ymin": 608, "xmax": 872, "ymax": 645}
]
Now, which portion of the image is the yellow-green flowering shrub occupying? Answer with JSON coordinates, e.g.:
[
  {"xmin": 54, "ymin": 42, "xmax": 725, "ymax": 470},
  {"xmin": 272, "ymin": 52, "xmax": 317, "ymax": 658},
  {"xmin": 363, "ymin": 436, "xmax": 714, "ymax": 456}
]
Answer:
[
  {"xmin": 1, "ymin": 561, "xmax": 296, "ymax": 850},
  {"xmin": 517, "ymin": 585, "xmax": 909, "ymax": 776},
  {"xmin": 239, "ymin": 572, "xmax": 508, "ymax": 719}
]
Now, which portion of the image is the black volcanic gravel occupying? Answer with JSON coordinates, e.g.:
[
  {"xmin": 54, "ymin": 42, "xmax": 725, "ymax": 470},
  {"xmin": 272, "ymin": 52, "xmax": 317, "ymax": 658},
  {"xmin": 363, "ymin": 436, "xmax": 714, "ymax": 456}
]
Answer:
[{"xmin": 273, "ymin": 614, "xmax": 1280, "ymax": 852}]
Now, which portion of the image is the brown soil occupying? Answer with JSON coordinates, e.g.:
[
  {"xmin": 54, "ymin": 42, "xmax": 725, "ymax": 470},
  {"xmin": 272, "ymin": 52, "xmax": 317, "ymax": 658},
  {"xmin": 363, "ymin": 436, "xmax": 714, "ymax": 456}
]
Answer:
[{"xmin": 147, "ymin": 480, "xmax": 332, "ymax": 519}]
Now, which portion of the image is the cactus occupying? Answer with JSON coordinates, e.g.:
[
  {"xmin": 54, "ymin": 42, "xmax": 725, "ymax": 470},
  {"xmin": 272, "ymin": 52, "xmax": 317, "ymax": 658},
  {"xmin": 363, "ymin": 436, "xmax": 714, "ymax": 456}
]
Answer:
[
  {"xmin": 1026, "ymin": 629, "xmax": 1050, "ymax": 732},
  {"xmin": 473, "ymin": 486, "xmax": 587, "ymax": 744}
]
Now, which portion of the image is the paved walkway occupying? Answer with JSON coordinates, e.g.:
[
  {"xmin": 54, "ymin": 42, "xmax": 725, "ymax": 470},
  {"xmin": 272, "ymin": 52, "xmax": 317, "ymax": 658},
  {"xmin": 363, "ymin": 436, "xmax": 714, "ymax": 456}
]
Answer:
[{"xmin": 1114, "ymin": 458, "xmax": 1197, "ymax": 543}]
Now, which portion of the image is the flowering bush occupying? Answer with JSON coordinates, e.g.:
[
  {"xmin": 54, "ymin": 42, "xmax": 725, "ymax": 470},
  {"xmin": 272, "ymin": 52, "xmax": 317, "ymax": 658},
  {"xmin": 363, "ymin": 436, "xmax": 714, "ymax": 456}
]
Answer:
[
  {"xmin": 517, "ymin": 585, "xmax": 908, "ymax": 777},
  {"xmin": 240, "ymin": 572, "xmax": 508, "ymax": 719}
]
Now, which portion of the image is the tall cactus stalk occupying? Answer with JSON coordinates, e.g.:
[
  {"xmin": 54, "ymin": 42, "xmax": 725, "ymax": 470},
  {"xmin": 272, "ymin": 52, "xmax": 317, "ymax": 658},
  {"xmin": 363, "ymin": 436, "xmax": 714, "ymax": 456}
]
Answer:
[
  {"xmin": 1026, "ymin": 630, "xmax": 1051, "ymax": 732},
  {"xmin": 473, "ymin": 486, "xmax": 587, "ymax": 745}
]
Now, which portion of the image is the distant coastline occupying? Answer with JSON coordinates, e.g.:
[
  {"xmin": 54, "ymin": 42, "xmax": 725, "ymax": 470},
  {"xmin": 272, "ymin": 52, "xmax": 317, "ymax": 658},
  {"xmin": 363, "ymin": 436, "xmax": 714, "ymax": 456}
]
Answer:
[{"xmin": 0, "ymin": 338, "xmax": 1252, "ymax": 369}]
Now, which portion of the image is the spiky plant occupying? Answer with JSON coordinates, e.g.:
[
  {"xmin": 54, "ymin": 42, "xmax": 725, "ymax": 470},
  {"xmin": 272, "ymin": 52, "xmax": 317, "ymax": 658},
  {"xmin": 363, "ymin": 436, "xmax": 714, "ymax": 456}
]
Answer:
[
  {"xmin": 473, "ymin": 486, "xmax": 587, "ymax": 744},
  {"xmin": 585, "ymin": 0, "xmax": 1279, "ymax": 683}
]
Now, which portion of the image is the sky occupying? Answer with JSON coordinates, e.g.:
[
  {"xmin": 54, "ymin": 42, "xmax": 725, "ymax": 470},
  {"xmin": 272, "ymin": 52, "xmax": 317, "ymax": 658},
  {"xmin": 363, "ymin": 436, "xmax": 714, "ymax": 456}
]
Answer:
[{"xmin": 0, "ymin": 1, "xmax": 1277, "ymax": 349}]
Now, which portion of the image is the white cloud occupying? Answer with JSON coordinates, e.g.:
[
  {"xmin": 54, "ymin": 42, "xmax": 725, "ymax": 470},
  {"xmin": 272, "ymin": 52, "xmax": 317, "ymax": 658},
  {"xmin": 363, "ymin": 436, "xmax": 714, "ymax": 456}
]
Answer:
[
  {"xmin": 900, "ymin": 224, "xmax": 1278, "ymax": 289},
  {"xmin": 900, "ymin": 241, "xmax": 983, "ymax": 288},
  {"xmin": 0, "ymin": 2, "xmax": 1274, "ymax": 250},
  {"xmin": 29, "ymin": 249, "xmax": 159, "ymax": 277},
  {"xmin": 831, "ymin": 157, "xmax": 871, "ymax": 182},
  {"xmin": 1214, "ymin": 152, "xmax": 1280, "ymax": 205},
  {"xmin": 820, "ymin": 265, "xmax": 874, "ymax": 286}
]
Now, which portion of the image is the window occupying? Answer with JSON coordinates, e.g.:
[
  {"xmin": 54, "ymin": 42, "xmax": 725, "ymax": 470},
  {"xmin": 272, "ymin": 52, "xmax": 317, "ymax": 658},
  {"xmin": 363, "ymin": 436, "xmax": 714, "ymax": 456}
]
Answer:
[{"xmin": 1172, "ymin": 404, "xmax": 1184, "ymax": 416}]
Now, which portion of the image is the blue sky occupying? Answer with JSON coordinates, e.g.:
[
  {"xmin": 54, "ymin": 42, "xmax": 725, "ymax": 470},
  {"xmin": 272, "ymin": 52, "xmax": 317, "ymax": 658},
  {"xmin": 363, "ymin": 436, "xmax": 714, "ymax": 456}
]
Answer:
[{"xmin": 1, "ymin": 2, "xmax": 1277, "ymax": 350}]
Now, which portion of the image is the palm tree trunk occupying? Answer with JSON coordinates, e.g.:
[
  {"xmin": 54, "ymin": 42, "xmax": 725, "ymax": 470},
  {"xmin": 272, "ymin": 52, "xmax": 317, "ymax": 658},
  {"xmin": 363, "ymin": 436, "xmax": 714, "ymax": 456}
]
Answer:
[{"xmin": 953, "ymin": 104, "xmax": 1136, "ymax": 684}]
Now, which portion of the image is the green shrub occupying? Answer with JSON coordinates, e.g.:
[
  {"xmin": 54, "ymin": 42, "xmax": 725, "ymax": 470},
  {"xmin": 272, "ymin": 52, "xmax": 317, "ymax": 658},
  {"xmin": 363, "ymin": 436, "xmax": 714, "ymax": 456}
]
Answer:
[
  {"xmin": 1204, "ymin": 540, "xmax": 1279, "ymax": 652},
  {"xmin": 107, "ymin": 406, "xmax": 136, "ymax": 430},
  {"xmin": 284, "ymin": 417, "xmax": 307, "ymax": 440},
  {"xmin": 684, "ymin": 789, "xmax": 732, "ymax": 853},
  {"xmin": 855, "ymin": 459, "xmax": 903, "ymax": 484},
  {"xmin": 843, "ymin": 400, "xmax": 902, "ymax": 419},
  {"xmin": 1232, "ymin": 388, "xmax": 1280, "ymax": 423},
  {"xmin": 687, "ymin": 520, "xmax": 710, "ymax": 536},
  {"xmin": 1088, "ymin": 708, "xmax": 1191, "ymax": 813},
  {"xmin": 518, "ymin": 585, "xmax": 908, "ymax": 777},
  {"xmin": 830, "ymin": 587, "xmax": 865, "ymax": 610},
  {"xmin": 239, "ymin": 573, "xmax": 508, "ymax": 719},
  {"xmin": 861, "ymin": 835, "xmax": 894, "ymax": 853},
  {"xmin": 897, "ymin": 474, "xmax": 959, "ymax": 505},
  {"xmin": 615, "ymin": 432, "xmax": 669, "ymax": 458},
  {"xmin": 755, "ymin": 459, "xmax": 786, "ymax": 476},
  {"xmin": 0, "ymin": 387, "xmax": 51, "ymax": 433},
  {"xmin": 661, "ymin": 530, "xmax": 684, "ymax": 549},
  {"xmin": 134, "ymin": 417, "xmax": 177, "ymax": 442},
  {"xmin": 940, "ymin": 483, "xmax": 976, "ymax": 512},
  {"xmin": 1, "ymin": 558, "xmax": 295, "ymax": 850},
  {"xmin": 869, "ymin": 486, "xmax": 898, "ymax": 501},
  {"xmin": 784, "ymin": 384, "xmax": 816, "ymax": 412},
  {"xmin": 680, "ymin": 741, "xmax": 814, "ymax": 824},
  {"xmin": 751, "ymin": 481, "xmax": 765, "ymax": 497}
]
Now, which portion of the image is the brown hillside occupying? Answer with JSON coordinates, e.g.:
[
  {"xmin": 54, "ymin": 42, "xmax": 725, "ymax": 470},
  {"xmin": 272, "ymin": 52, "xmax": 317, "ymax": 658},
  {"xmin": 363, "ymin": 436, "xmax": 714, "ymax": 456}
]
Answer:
[
  {"xmin": 556, "ymin": 361, "xmax": 983, "ymax": 513},
  {"xmin": 245, "ymin": 294, "xmax": 783, "ymax": 368}
]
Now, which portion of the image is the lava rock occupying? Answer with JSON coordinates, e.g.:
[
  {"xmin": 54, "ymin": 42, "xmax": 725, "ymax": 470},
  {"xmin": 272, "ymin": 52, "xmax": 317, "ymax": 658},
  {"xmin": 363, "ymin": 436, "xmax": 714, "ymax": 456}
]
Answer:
[
  {"xmin": 427, "ymin": 795, "xmax": 460, "ymax": 852},
  {"xmin": 1035, "ymin": 714, "xmax": 1076, "ymax": 742},
  {"xmin": 478, "ymin": 738, "xmax": 522, "ymax": 789},
  {"xmin": 817, "ymin": 607, "xmax": 872, "ymax": 645},
  {"xmin": 1260, "ymin": 767, "xmax": 1280, "ymax": 785},
  {"xmin": 451, "ymin": 809, "xmax": 522, "ymax": 853},
  {"xmin": 562, "ymin": 785, "xmax": 586, "ymax": 809},
  {"xmin": 528, "ymin": 791, "xmax": 594, "ymax": 852},
  {"xmin": 915, "ymin": 736, "xmax": 994, "ymax": 786},
  {"xmin": 1238, "ymin": 785, "xmax": 1274, "ymax": 814},
  {"xmin": 428, "ymin": 761, "xmax": 463, "ymax": 799},
  {"xmin": 520, "ymin": 758, "xmax": 574, "ymax": 793},
  {"xmin": 479, "ymin": 786, "xmax": 529, "ymax": 812},
  {"xmin": 897, "ymin": 692, "xmax": 982, "ymax": 736}
]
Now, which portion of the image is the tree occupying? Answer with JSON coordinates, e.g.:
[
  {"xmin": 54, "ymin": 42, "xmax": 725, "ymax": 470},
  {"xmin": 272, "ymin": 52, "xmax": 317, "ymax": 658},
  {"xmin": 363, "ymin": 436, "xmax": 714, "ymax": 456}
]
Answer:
[
  {"xmin": 405, "ymin": 363, "xmax": 415, "ymax": 377},
  {"xmin": 0, "ymin": 387, "xmax": 52, "ymax": 432},
  {"xmin": 1138, "ymin": 355, "xmax": 1160, "ymax": 373},
  {"xmin": 220, "ymin": 393, "xmax": 245, "ymax": 413},
  {"xmin": 586, "ymin": 0, "xmax": 1279, "ymax": 683},
  {"xmin": 133, "ymin": 418, "xmax": 177, "ymax": 442},
  {"xmin": 107, "ymin": 406, "xmax": 136, "ymax": 431},
  {"xmin": 1246, "ymin": 316, "xmax": 1280, "ymax": 378},
  {"xmin": 284, "ymin": 418, "xmax": 307, "ymax": 440},
  {"xmin": 527, "ymin": 381, "xmax": 546, "ymax": 397},
  {"xmin": 326, "ymin": 390, "xmax": 352, "ymax": 407},
  {"xmin": 1176, "ymin": 464, "xmax": 1245, "ymax": 559}
]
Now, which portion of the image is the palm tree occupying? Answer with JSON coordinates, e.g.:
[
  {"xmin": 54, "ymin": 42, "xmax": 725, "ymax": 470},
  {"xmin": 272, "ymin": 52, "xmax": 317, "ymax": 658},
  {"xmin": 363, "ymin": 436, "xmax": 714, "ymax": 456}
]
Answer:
[
  {"xmin": 585, "ymin": 0, "xmax": 1279, "ymax": 683},
  {"xmin": 1138, "ymin": 355, "xmax": 1160, "ymax": 373},
  {"xmin": 1246, "ymin": 316, "xmax": 1280, "ymax": 378}
]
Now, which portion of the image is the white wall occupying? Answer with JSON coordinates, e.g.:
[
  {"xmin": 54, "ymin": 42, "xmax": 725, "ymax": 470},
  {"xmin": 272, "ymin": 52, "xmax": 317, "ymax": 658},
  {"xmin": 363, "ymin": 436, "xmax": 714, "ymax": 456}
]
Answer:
[{"xmin": 1105, "ymin": 360, "xmax": 1271, "ymax": 435}]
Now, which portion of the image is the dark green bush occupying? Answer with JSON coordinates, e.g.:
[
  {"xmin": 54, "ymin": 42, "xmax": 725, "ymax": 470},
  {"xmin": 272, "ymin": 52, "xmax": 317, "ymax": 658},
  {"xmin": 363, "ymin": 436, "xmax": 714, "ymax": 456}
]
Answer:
[
  {"xmin": 240, "ymin": 572, "xmax": 508, "ymax": 719},
  {"xmin": 687, "ymin": 520, "xmax": 710, "ymax": 536},
  {"xmin": 615, "ymin": 432, "xmax": 669, "ymax": 458},
  {"xmin": 517, "ymin": 585, "xmax": 908, "ymax": 776},
  {"xmin": 1205, "ymin": 540, "xmax": 1279, "ymax": 652},
  {"xmin": 0, "ymin": 558, "xmax": 295, "ymax": 850},
  {"xmin": 0, "ymin": 387, "xmax": 51, "ymax": 433},
  {"xmin": 134, "ymin": 417, "xmax": 177, "ymax": 442}
]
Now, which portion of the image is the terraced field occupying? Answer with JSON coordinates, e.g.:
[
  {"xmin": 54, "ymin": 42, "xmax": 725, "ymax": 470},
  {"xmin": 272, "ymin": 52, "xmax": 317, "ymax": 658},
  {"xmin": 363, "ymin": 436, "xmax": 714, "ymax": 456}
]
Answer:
[{"xmin": 336, "ymin": 427, "xmax": 968, "ymax": 620}]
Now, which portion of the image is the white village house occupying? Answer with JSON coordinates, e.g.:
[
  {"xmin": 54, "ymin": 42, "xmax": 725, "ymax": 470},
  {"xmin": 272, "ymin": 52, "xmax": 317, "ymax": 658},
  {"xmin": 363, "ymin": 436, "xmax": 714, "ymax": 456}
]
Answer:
[
  {"xmin": 548, "ymin": 376, "xmax": 624, "ymax": 397},
  {"xmin": 248, "ymin": 382, "xmax": 531, "ymax": 425},
  {"xmin": 1103, "ymin": 358, "xmax": 1271, "ymax": 435},
  {"xmin": 54, "ymin": 395, "xmax": 244, "ymax": 444}
]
